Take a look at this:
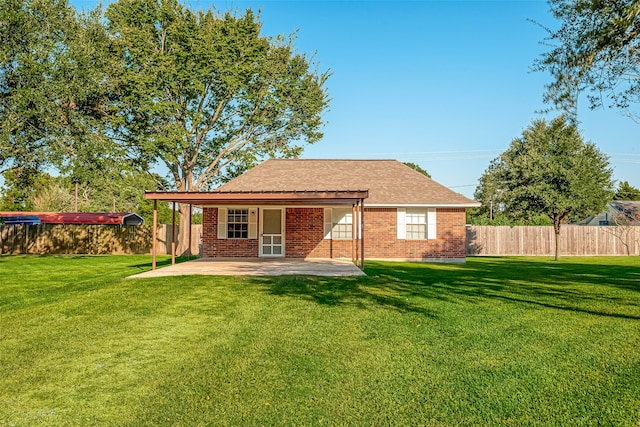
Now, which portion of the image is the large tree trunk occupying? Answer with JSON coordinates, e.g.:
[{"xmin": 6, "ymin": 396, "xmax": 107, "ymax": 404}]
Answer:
[{"xmin": 177, "ymin": 203, "xmax": 192, "ymax": 256}]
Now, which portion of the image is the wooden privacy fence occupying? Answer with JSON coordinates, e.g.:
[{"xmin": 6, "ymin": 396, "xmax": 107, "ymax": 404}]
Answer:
[
  {"xmin": 467, "ymin": 225, "xmax": 640, "ymax": 256},
  {"xmin": 0, "ymin": 224, "xmax": 203, "ymax": 255}
]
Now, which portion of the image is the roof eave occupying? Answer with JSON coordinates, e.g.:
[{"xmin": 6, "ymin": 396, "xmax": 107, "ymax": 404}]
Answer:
[
  {"xmin": 366, "ymin": 202, "xmax": 481, "ymax": 208},
  {"xmin": 145, "ymin": 190, "xmax": 369, "ymax": 206}
]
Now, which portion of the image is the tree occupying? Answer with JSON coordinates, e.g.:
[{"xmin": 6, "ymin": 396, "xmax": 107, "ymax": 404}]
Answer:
[
  {"xmin": 479, "ymin": 116, "xmax": 613, "ymax": 260},
  {"xmin": 0, "ymin": 0, "xmax": 127, "ymax": 210},
  {"xmin": 104, "ymin": 0, "xmax": 329, "ymax": 253},
  {"xmin": 403, "ymin": 162, "xmax": 431, "ymax": 178},
  {"xmin": 0, "ymin": 0, "xmax": 74, "ymax": 177},
  {"xmin": 535, "ymin": 0, "xmax": 640, "ymax": 122},
  {"xmin": 474, "ymin": 159, "xmax": 504, "ymax": 222},
  {"xmin": 470, "ymin": 162, "xmax": 553, "ymax": 226},
  {"xmin": 32, "ymin": 181, "xmax": 75, "ymax": 212},
  {"xmin": 615, "ymin": 181, "xmax": 640, "ymax": 200},
  {"xmin": 0, "ymin": 170, "xmax": 58, "ymax": 211}
]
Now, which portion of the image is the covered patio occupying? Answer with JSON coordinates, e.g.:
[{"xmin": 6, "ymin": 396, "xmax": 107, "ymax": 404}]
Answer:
[
  {"xmin": 128, "ymin": 257, "xmax": 365, "ymax": 279},
  {"xmin": 144, "ymin": 189, "xmax": 369, "ymax": 272}
]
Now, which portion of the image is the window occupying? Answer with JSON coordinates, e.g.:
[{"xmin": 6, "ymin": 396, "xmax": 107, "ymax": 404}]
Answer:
[
  {"xmin": 227, "ymin": 209, "xmax": 248, "ymax": 239},
  {"xmin": 405, "ymin": 208, "xmax": 427, "ymax": 240},
  {"xmin": 332, "ymin": 208, "xmax": 353, "ymax": 240},
  {"xmin": 398, "ymin": 208, "xmax": 436, "ymax": 240}
]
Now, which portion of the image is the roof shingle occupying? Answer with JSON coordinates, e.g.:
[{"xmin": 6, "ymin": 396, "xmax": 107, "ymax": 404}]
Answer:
[{"xmin": 217, "ymin": 159, "xmax": 478, "ymax": 206}]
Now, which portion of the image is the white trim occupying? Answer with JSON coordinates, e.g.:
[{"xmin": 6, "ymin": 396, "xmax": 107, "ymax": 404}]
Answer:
[
  {"xmin": 366, "ymin": 203, "xmax": 480, "ymax": 208},
  {"xmin": 324, "ymin": 208, "xmax": 332, "ymax": 239},
  {"xmin": 204, "ymin": 203, "xmax": 479, "ymax": 209},
  {"xmin": 217, "ymin": 208, "xmax": 227, "ymax": 239},
  {"xmin": 397, "ymin": 208, "xmax": 406, "ymax": 239},
  {"xmin": 248, "ymin": 207, "xmax": 257, "ymax": 239},
  {"xmin": 202, "ymin": 203, "xmax": 360, "ymax": 209},
  {"xmin": 427, "ymin": 208, "xmax": 437, "ymax": 240}
]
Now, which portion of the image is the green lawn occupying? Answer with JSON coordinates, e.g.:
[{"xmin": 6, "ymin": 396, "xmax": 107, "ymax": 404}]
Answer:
[{"xmin": 1, "ymin": 255, "xmax": 639, "ymax": 426}]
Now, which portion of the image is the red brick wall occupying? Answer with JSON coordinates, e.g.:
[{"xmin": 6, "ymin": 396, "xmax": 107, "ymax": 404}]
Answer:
[
  {"xmin": 284, "ymin": 208, "xmax": 353, "ymax": 258},
  {"xmin": 362, "ymin": 207, "xmax": 467, "ymax": 259},
  {"xmin": 284, "ymin": 208, "xmax": 326, "ymax": 258},
  {"xmin": 202, "ymin": 208, "xmax": 258, "ymax": 257},
  {"xmin": 201, "ymin": 206, "xmax": 467, "ymax": 260}
]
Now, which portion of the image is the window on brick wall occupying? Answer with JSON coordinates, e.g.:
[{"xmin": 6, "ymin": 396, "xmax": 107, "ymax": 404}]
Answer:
[
  {"xmin": 332, "ymin": 208, "xmax": 352, "ymax": 240},
  {"xmin": 227, "ymin": 209, "xmax": 249, "ymax": 239},
  {"xmin": 397, "ymin": 208, "xmax": 437, "ymax": 240},
  {"xmin": 405, "ymin": 209, "xmax": 427, "ymax": 239}
]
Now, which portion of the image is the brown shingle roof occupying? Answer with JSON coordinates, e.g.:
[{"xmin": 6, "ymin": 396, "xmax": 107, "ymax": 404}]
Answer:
[{"xmin": 217, "ymin": 159, "xmax": 479, "ymax": 206}]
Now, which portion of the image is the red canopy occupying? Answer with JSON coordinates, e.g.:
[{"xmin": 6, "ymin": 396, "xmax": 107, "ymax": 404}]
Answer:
[{"xmin": 0, "ymin": 212, "xmax": 143, "ymax": 225}]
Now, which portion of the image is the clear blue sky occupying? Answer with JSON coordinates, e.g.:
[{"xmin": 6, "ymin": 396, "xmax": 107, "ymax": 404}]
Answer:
[{"xmin": 71, "ymin": 0, "xmax": 639, "ymax": 198}]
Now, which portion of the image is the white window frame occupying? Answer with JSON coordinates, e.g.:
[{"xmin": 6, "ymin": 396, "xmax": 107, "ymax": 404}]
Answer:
[
  {"xmin": 405, "ymin": 208, "xmax": 427, "ymax": 240},
  {"xmin": 324, "ymin": 207, "xmax": 355, "ymax": 240},
  {"xmin": 397, "ymin": 207, "xmax": 436, "ymax": 240},
  {"xmin": 331, "ymin": 208, "xmax": 353, "ymax": 240},
  {"xmin": 227, "ymin": 208, "xmax": 249, "ymax": 239},
  {"xmin": 217, "ymin": 207, "xmax": 257, "ymax": 240}
]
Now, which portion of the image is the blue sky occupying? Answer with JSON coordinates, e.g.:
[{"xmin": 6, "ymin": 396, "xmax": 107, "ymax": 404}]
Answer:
[{"xmin": 70, "ymin": 0, "xmax": 639, "ymax": 198}]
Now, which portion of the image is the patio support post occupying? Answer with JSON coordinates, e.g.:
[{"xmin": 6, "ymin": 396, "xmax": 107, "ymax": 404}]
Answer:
[
  {"xmin": 152, "ymin": 200, "xmax": 157, "ymax": 270},
  {"xmin": 354, "ymin": 202, "xmax": 359, "ymax": 263},
  {"xmin": 188, "ymin": 204, "xmax": 192, "ymax": 259},
  {"xmin": 352, "ymin": 204, "xmax": 356, "ymax": 262},
  {"xmin": 171, "ymin": 202, "xmax": 176, "ymax": 265},
  {"xmin": 360, "ymin": 198, "xmax": 365, "ymax": 270}
]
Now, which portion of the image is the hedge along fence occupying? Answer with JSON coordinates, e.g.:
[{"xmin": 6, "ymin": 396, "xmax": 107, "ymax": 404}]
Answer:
[
  {"xmin": 467, "ymin": 225, "xmax": 640, "ymax": 256},
  {"xmin": 0, "ymin": 224, "xmax": 203, "ymax": 255}
]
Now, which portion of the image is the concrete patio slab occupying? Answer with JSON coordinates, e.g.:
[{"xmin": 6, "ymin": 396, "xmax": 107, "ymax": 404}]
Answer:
[{"xmin": 127, "ymin": 258, "xmax": 365, "ymax": 279}]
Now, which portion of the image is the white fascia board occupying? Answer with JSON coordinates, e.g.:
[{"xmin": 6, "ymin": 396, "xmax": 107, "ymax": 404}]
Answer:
[
  {"xmin": 202, "ymin": 203, "xmax": 481, "ymax": 209},
  {"xmin": 365, "ymin": 203, "xmax": 481, "ymax": 208},
  {"xmin": 201, "ymin": 204, "xmax": 361, "ymax": 209}
]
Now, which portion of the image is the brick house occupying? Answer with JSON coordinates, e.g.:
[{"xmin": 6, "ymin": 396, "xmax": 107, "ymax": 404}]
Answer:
[{"xmin": 146, "ymin": 159, "xmax": 479, "ymax": 265}]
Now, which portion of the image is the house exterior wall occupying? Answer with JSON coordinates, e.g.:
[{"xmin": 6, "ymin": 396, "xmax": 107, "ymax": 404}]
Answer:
[
  {"xmin": 202, "ymin": 207, "xmax": 467, "ymax": 260},
  {"xmin": 202, "ymin": 207, "xmax": 258, "ymax": 257},
  {"xmin": 363, "ymin": 207, "xmax": 466, "ymax": 259}
]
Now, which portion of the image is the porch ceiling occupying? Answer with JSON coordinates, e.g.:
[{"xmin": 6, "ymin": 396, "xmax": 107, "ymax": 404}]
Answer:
[{"xmin": 144, "ymin": 190, "xmax": 369, "ymax": 206}]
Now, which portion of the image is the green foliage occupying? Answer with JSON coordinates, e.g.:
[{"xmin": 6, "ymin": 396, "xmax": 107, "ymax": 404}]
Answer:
[
  {"xmin": 535, "ymin": 0, "xmax": 640, "ymax": 121},
  {"xmin": 0, "ymin": 170, "xmax": 58, "ymax": 211},
  {"xmin": 476, "ymin": 116, "xmax": 614, "ymax": 258},
  {"xmin": 0, "ymin": 0, "xmax": 115, "ymax": 176},
  {"xmin": 1, "ymin": 255, "xmax": 639, "ymax": 425},
  {"xmin": 615, "ymin": 180, "xmax": 640, "ymax": 200},
  {"xmin": 1, "ymin": 0, "xmax": 329, "ymax": 235},
  {"xmin": 104, "ymin": 0, "xmax": 330, "ymax": 192},
  {"xmin": 0, "ymin": 0, "xmax": 74, "ymax": 175},
  {"xmin": 137, "ymin": 199, "xmax": 176, "ymax": 224},
  {"xmin": 0, "ymin": 167, "xmax": 170, "ymax": 223},
  {"xmin": 403, "ymin": 162, "xmax": 431, "ymax": 178},
  {"xmin": 466, "ymin": 209, "xmax": 552, "ymax": 226}
]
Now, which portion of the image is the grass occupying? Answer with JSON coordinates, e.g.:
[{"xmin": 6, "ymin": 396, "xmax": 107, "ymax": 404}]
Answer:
[{"xmin": 1, "ymin": 255, "xmax": 639, "ymax": 426}]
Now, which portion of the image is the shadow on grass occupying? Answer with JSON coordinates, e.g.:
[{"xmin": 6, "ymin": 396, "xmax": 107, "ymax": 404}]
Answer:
[
  {"xmin": 256, "ymin": 258, "xmax": 640, "ymax": 320},
  {"xmin": 129, "ymin": 256, "xmax": 193, "ymax": 269},
  {"xmin": 259, "ymin": 274, "xmax": 437, "ymax": 317}
]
